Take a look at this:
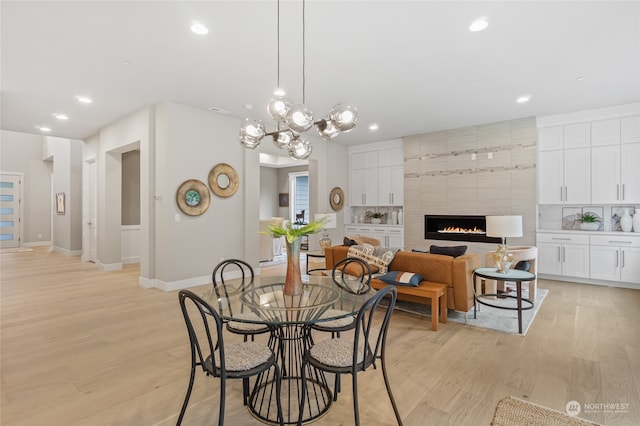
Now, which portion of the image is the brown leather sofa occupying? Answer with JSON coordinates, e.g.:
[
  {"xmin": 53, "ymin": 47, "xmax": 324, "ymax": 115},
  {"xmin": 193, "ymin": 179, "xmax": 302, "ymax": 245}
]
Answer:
[{"xmin": 324, "ymin": 245, "xmax": 481, "ymax": 314}]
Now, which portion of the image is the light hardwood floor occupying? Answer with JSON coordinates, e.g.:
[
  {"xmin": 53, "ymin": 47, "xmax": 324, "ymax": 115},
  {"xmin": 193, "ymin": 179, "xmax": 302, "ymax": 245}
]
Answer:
[{"xmin": 1, "ymin": 247, "xmax": 639, "ymax": 425}]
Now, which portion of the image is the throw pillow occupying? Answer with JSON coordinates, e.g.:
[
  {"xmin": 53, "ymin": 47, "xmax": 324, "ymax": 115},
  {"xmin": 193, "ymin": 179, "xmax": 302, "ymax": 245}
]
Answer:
[
  {"xmin": 343, "ymin": 237, "xmax": 357, "ymax": 246},
  {"xmin": 347, "ymin": 244, "xmax": 397, "ymax": 274},
  {"xmin": 514, "ymin": 260, "xmax": 531, "ymax": 271},
  {"xmin": 429, "ymin": 245, "xmax": 467, "ymax": 258},
  {"xmin": 379, "ymin": 271, "xmax": 423, "ymax": 287},
  {"xmin": 411, "ymin": 248, "xmax": 428, "ymax": 253}
]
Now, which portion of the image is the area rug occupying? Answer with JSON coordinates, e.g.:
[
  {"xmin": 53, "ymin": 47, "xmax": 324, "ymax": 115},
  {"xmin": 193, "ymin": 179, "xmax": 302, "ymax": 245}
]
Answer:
[
  {"xmin": 259, "ymin": 252, "xmax": 288, "ymax": 267},
  {"xmin": 492, "ymin": 396, "xmax": 601, "ymax": 426},
  {"xmin": 391, "ymin": 287, "xmax": 548, "ymax": 335}
]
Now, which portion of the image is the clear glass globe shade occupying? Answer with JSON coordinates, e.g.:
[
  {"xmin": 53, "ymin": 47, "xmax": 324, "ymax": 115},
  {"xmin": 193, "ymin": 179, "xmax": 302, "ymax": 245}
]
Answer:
[
  {"xmin": 285, "ymin": 105, "xmax": 314, "ymax": 133},
  {"xmin": 239, "ymin": 134, "xmax": 260, "ymax": 149},
  {"xmin": 317, "ymin": 119, "xmax": 340, "ymax": 140},
  {"xmin": 273, "ymin": 130, "xmax": 293, "ymax": 149},
  {"xmin": 330, "ymin": 104, "xmax": 358, "ymax": 132},
  {"xmin": 288, "ymin": 137, "xmax": 312, "ymax": 160},
  {"xmin": 241, "ymin": 118, "xmax": 266, "ymax": 140},
  {"xmin": 267, "ymin": 97, "xmax": 291, "ymax": 122}
]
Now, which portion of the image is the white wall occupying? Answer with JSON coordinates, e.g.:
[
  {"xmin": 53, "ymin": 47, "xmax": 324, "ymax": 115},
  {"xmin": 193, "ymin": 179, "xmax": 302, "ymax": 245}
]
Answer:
[{"xmin": 259, "ymin": 166, "xmax": 278, "ymax": 218}]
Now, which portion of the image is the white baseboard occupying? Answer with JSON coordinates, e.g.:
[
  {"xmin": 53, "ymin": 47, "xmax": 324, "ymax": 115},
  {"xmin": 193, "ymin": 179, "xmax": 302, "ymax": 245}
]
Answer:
[
  {"xmin": 98, "ymin": 262, "xmax": 123, "ymax": 271},
  {"xmin": 52, "ymin": 246, "xmax": 82, "ymax": 256},
  {"xmin": 22, "ymin": 241, "xmax": 52, "ymax": 247},
  {"xmin": 122, "ymin": 256, "xmax": 140, "ymax": 265}
]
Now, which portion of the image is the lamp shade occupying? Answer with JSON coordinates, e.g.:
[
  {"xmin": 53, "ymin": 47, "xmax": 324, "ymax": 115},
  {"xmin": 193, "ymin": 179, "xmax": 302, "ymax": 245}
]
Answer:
[
  {"xmin": 314, "ymin": 213, "xmax": 337, "ymax": 229},
  {"xmin": 485, "ymin": 215, "xmax": 522, "ymax": 238}
]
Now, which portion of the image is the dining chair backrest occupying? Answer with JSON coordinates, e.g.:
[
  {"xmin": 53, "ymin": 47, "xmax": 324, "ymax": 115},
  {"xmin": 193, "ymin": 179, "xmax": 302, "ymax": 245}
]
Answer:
[
  {"xmin": 353, "ymin": 285, "xmax": 397, "ymax": 372},
  {"xmin": 178, "ymin": 289, "xmax": 225, "ymax": 377},
  {"xmin": 331, "ymin": 257, "xmax": 372, "ymax": 295},
  {"xmin": 212, "ymin": 259, "xmax": 255, "ymax": 315}
]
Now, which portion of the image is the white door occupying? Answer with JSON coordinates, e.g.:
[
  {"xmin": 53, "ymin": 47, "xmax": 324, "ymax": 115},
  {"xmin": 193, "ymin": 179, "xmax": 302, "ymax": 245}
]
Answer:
[
  {"xmin": 88, "ymin": 160, "xmax": 98, "ymax": 262},
  {"xmin": 0, "ymin": 174, "xmax": 21, "ymax": 248}
]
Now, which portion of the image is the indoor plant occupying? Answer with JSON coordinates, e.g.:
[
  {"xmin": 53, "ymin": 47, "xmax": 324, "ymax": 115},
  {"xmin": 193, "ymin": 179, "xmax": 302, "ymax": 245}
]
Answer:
[
  {"xmin": 370, "ymin": 212, "xmax": 383, "ymax": 224},
  {"xmin": 264, "ymin": 218, "xmax": 326, "ymax": 295},
  {"xmin": 577, "ymin": 212, "xmax": 600, "ymax": 231}
]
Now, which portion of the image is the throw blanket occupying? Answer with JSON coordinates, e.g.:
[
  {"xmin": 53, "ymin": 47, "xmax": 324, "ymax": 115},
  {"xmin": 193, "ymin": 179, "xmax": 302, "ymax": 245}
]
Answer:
[{"xmin": 347, "ymin": 244, "xmax": 397, "ymax": 274}]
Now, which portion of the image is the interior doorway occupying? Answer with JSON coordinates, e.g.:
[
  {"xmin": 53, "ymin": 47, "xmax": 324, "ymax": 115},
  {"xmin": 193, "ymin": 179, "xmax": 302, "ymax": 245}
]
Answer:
[
  {"xmin": 289, "ymin": 172, "xmax": 309, "ymax": 224},
  {"xmin": 0, "ymin": 174, "xmax": 22, "ymax": 248}
]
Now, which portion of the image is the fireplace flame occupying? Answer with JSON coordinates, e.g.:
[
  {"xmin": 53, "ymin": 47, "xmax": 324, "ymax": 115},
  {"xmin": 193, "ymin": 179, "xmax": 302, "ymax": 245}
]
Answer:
[{"xmin": 438, "ymin": 226, "xmax": 485, "ymax": 234}]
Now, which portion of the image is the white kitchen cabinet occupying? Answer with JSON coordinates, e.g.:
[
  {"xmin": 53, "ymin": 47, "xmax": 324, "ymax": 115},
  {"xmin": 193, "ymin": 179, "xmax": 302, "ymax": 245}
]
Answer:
[
  {"xmin": 590, "ymin": 234, "xmax": 640, "ymax": 284},
  {"xmin": 591, "ymin": 142, "xmax": 640, "ymax": 203},
  {"xmin": 378, "ymin": 147, "xmax": 404, "ymax": 167},
  {"xmin": 538, "ymin": 148, "xmax": 590, "ymax": 204},
  {"xmin": 591, "ymin": 118, "xmax": 620, "ymax": 147},
  {"xmin": 378, "ymin": 165, "xmax": 404, "ymax": 206},
  {"xmin": 537, "ymin": 233, "xmax": 590, "ymax": 278},
  {"xmin": 351, "ymin": 151, "xmax": 379, "ymax": 170},
  {"xmin": 538, "ymin": 123, "xmax": 590, "ymax": 151},
  {"xmin": 373, "ymin": 226, "xmax": 404, "ymax": 249},
  {"xmin": 350, "ymin": 168, "xmax": 379, "ymax": 206},
  {"xmin": 621, "ymin": 115, "xmax": 640, "ymax": 143}
]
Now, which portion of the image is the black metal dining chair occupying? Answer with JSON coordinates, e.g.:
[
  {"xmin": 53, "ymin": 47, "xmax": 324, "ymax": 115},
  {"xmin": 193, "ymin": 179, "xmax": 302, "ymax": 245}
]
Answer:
[
  {"xmin": 298, "ymin": 285, "xmax": 403, "ymax": 426},
  {"xmin": 212, "ymin": 259, "xmax": 271, "ymax": 341},
  {"xmin": 312, "ymin": 257, "xmax": 373, "ymax": 338},
  {"xmin": 177, "ymin": 290, "xmax": 284, "ymax": 426}
]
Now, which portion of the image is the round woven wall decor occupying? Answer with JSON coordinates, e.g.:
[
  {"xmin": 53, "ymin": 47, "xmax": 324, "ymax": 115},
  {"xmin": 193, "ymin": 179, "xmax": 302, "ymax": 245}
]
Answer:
[
  {"xmin": 176, "ymin": 179, "xmax": 210, "ymax": 216},
  {"xmin": 329, "ymin": 187, "xmax": 344, "ymax": 211},
  {"xmin": 208, "ymin": 163, "xmax": 239, "ymax": 198}
]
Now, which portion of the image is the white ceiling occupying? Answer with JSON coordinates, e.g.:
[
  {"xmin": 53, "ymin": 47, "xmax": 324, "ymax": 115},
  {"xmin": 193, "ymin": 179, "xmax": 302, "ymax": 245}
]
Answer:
[{"xmin": 2, "ymin": 1, "xmax": 639, "ymax": 146}]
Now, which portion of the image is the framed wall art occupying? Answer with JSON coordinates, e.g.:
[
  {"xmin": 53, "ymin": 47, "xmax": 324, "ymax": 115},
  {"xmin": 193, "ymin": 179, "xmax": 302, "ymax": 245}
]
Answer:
[
  {"xmin": 55, "ymin": 192, "xmax": 65, "ymax": 215},
  {"xmin": 176, "ymin": 179, "xmax": 210, "ymax": 216},
  {"xmin": 279, "ymin": 193, "xmax": 289, "ymax": 207}
]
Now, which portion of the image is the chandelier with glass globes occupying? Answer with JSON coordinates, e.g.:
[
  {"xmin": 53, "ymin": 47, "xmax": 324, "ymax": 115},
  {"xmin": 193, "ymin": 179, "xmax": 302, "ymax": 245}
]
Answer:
[{"xmin": 238, "ymin": 0, "xmax": 358, "ymax": 160}]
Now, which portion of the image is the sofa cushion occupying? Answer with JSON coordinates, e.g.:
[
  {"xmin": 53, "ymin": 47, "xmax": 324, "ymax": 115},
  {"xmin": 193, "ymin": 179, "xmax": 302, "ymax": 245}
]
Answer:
[
  {"xmin": 429, "ymin": 245, "xmax": 468, "ymax": 258},
  {"xmin": 379, "ymin": 271, "xmax": 423, "ymax": 287},
  {"xmin": 347, "ymin": 244, "xmax": 397, "ymax": 274},
  {"xmin": 343, "ymin": 237, "xmax": 357, "ymax": 246}
]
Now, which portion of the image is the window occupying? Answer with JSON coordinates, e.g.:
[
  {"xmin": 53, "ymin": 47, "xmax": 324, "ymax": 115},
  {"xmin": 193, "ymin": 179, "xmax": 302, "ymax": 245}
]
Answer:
[{"xmin": 289, "ymin": 172, "xmax": 309, "ymax": 224}]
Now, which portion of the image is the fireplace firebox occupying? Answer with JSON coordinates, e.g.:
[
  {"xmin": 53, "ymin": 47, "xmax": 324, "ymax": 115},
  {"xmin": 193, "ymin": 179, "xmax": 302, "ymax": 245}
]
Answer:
[{"xmin": 424, "ymin": 215, "xmax": 501, "ymax": 243}]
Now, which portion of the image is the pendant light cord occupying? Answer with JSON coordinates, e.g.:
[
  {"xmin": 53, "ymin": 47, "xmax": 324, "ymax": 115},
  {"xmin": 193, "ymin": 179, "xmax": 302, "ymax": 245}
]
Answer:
[
  {"xmin": 302, "ymin": 0, "xmax": 306, "ymax": 104},
  {"xmin": 277, "ymin": 0, "xmax": 280, "ymax": 90}
]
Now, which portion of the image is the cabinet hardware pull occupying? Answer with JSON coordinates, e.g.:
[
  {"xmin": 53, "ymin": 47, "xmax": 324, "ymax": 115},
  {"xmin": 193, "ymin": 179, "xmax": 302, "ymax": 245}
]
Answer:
[
  {"xmin": 562, "ymin": 246, "xmax": 566, "ymax": 262},
  {"xmin": 551, "ymin": 238, "xmax": 571, "ymax": 241},
  {"xmin": 622, "ymin": 184, "xmax": 625, "ymax": 200},
  {"xmin": 557, "ymin": 247, "xmax": 561, "ymax": 262},
  {"xmin": 622, "ymin": 250, "xmax": 625, "ymax": 268},
  {"xmin": 616, "ymin": 249, "xmax": 619, "ymax": 267},
  {"xmin": 608, "ymin": 241, "xmax": 632, "ymax": 244},
  {"xmin": 565, "ymin": 186, "xmax": 568, "ymax": 201},
  {"xmin": 560, "ymin": 186, "xmax": 563, "ymax": 201},
  {"xmin": 617, "ymin": 184, "xmax": 620, "ymax": 200}
]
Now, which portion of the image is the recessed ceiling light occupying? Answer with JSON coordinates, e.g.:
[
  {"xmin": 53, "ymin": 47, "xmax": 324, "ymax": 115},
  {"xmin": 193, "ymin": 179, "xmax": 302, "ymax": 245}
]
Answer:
[
  {"xmin": 53, "ymin": 113, "xmax": 69, "ymax": 120},
  {"xmin": 469, "ymin": 17, "xmax": 489, "ymax": 32},
  {"xmin": 190, "ymin": 22, "xmax": 209, "ymax": 35},
  {"xmin": 76, "ymin": 95, "xmax": 93, "ymax": 104},
  {"xmin": 273, "ymin": 88, "xmax": 286, "ymax": 97},
  {"xmin": 243, "ymin": 104, "xmax": 254, "ymax": 110},
  {"xmin": 37, "ymin": 126, "xmax": 51, "ymax": 132},
  {"xmin": 576, "ymin": 76, "xmax": 585, "ymax": 81},
  {"xmin": 516, "ymin": 95, "xmax": 532, "ymax": 104},
  {"xmin": 369, "ymin": 124, "xmax": 379, "ymax": 131},
  {"xmin": 122, "ymin": 60, "xmax": 132, "ymax": 66}
]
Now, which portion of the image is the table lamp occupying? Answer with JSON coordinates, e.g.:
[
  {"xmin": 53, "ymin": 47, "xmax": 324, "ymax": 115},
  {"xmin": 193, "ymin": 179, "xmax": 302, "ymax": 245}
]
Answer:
[
  {"xmin": 314, "ymin": 213, "xmax": 337, "ymax": 253},
  {"xmin": 486, "ymin": 215, "xmax": 523, "ymax": 273}
]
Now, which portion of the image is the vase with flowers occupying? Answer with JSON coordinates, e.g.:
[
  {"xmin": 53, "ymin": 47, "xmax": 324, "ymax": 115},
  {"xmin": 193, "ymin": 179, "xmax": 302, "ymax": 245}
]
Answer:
[{"xmin": 263, "ymin": 218, "xmax": 327, "ymax": 295}]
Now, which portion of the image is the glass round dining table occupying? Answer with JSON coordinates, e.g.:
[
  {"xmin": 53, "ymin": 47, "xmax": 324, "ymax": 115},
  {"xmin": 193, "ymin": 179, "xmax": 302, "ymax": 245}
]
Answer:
[{"xmin": 200, "ymin": 274, "xmax": 376, "ymax": 425}]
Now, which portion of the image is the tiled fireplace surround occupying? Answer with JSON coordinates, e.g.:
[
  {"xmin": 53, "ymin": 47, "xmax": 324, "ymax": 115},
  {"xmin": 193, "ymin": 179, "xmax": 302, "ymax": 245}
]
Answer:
[{"xmin": 402, "ymin": 117, "xmax": 537, "ymax": 258}]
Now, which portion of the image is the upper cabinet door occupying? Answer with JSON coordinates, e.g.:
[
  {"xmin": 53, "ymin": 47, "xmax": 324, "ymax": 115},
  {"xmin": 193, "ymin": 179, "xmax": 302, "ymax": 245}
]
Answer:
[
  {"xmin": 351, "ymin": 151, "xmax": 379, "ymax": 170},
  {"xmin": 591, "ymin": 145, "xmax": 621, "ymax": 204},
  {"xmin": 538, "ymin": 150, "xmax": 564, "ymax": 204},
  {"xmin": 563, "ymin": 123, "xmax": 590, "ymax": 149},
  {"xmin": 621, "ymin": 115, "xmax": 640, "ymax": 144},
  {"xmin": 378, "ymin": 147, "xmax": 404, "ymax": 167},
  {"xmin": 591, "ymin": 118, "xmax": 620, "ymax": 147},
  {"xmin": 538, "ymin": 126, "xmax": 563, "ymax": 151},
  {"xmin": 563, "ymin": 148, "xmax": 591, "ymax": 204}
]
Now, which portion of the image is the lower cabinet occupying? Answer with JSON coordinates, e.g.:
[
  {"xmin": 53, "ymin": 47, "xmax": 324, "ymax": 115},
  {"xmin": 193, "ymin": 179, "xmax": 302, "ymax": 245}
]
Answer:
[
  {"xmin": 345, "ymin": 225, "xmax": 404, "ymax": 248},
  {"xmin": 590, "ymin": 235, "xmax": 640, "ymax": 284},
  {"xmin": 537, "ymin": 233, "xmax": 590, "ymax": 278}
]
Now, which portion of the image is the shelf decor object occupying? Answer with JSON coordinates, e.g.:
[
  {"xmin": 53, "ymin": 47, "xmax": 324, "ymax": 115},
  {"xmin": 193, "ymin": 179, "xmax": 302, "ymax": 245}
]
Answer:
[
  {"xmin": 238, "ymin": 0, "xmax": 358, "ymax": 160},
  {"xmin": 176, "ymin": 179, "xmax": 210, "ymax": 216},
  {"xmin": 208, "ymin": 163, "xmax": 238, "ymax": 198},
  {"xmin": 314, "ymin": 213, "xmax": 337, "ymax": 253},
  {"xmin": 486, "ymin": 215, "xmax": 523, "ymax": 273}
]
